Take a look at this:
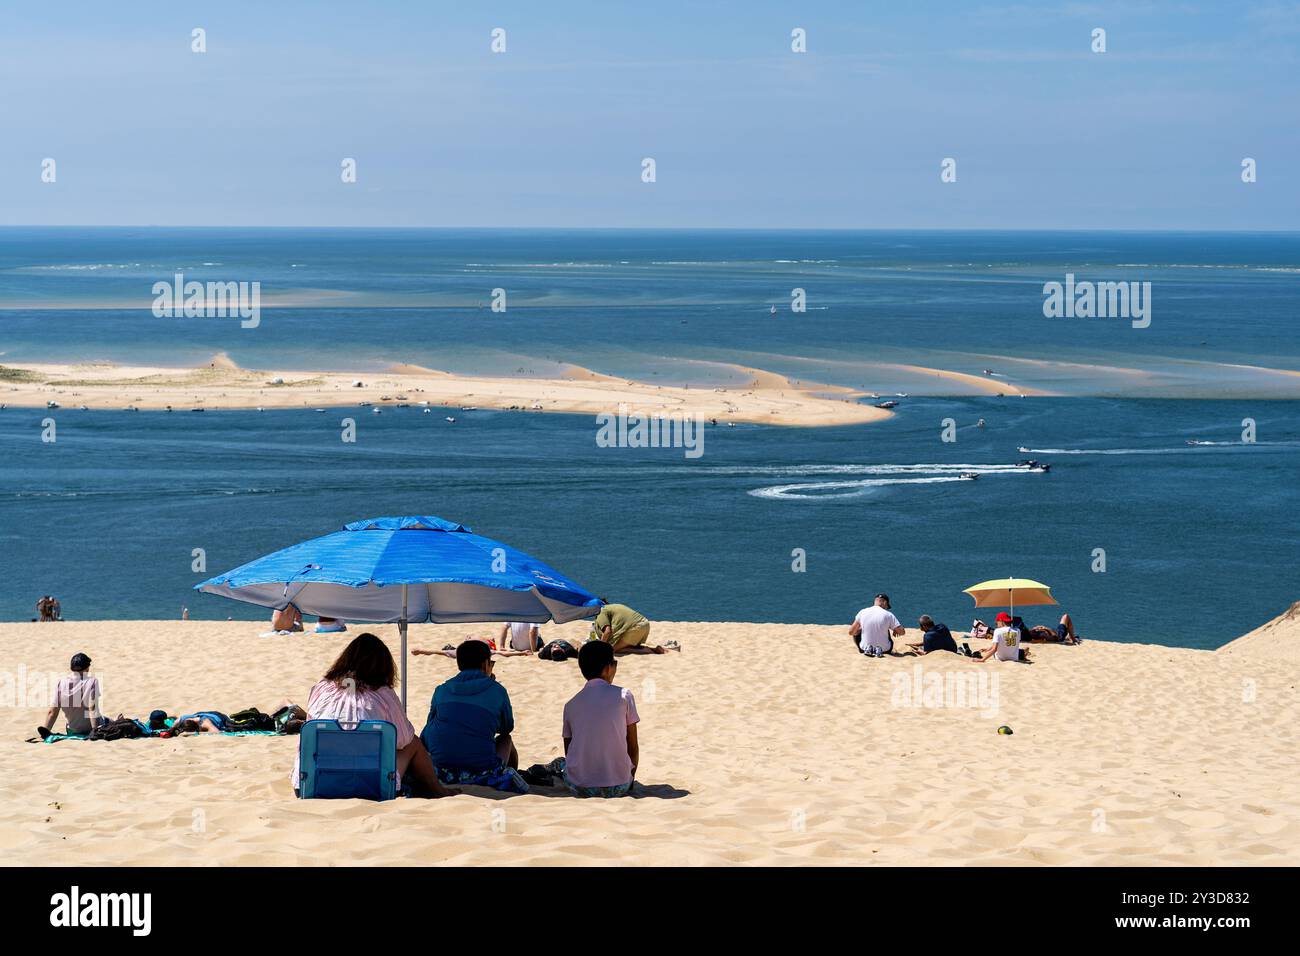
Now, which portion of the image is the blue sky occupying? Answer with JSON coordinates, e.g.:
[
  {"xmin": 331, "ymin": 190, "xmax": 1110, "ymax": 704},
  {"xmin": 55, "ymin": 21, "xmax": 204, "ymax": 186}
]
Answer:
[{"xmin": 1, "ymin": 1, "xmax": 1297, "ymax": 228}]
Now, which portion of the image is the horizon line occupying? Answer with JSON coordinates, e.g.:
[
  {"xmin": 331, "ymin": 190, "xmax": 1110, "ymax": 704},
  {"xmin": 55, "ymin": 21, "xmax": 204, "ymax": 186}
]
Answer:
[{"xmin": 4, "ymin": 224, "xmax": 1300, "ymax": 235}]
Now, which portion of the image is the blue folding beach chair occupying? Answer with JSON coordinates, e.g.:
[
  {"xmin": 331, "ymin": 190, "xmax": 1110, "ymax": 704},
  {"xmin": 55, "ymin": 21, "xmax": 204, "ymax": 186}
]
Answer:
[{"xmin": 297, "ymin": 719, "xmax": 398, "ymax": 800}]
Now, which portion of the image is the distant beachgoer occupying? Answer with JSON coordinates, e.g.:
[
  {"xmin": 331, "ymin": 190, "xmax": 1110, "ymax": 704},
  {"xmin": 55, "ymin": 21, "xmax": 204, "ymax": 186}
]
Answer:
[
  {"xmin": 977, "ymin": 612, "xmax": 1024, "ymax": 662},
  {"xmin": 420, "ymin": 639, "xmax": 528, "ymax": 793},
  {"xmin": 49, "ymin": 597, "xmax": 62, "ymax": 621},
  {"xmin": 501, "ymin": 621, "xmax": 541, "ymax": 652},
  {"xmin": 1023, "ymin": 612, "xmax": 1080, "ymax": 645},
  {"xmin": 291, "ymin": 632, "xmax": 457, "ymax": 797},
  {"xmin": 850, "ymin": 593, "xmax": 905, "ymax": 655},
  {"xmin": 314, "ymin": 616, "xmax": 347, "ymax": 634},
  {"xmin": 906, "ymin": 615, "xmax": 960, "ymax": 655},
  {"xmin": 37, "ymin": 652, "xmax": 105, "ymax": 739},
  {"xmin": 270, "ymin": 604, "xmax": 303, "ymax": 632},
  {"xmin": 560, "ymin": 641, "xmax": 639, "ymax": 798},
  {"xmin": 36, "ymin": 596, "xmax": 52, "ymax": 622},
  {"xmin": 592, "ymin": 602, "xmax": 679, "ymax": 655}
]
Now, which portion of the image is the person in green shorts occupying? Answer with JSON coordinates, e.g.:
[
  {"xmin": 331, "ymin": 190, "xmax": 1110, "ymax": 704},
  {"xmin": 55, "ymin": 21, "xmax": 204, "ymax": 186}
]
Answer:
[{"xmin": 591, "ymin": 601, "xmax": 680, "ymax": 655}]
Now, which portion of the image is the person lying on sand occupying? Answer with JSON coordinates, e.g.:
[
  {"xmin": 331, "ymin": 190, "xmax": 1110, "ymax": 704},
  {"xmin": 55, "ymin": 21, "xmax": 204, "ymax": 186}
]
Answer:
[
  {"xmin": 975, "ymin": 613, "xmax": 1028, "ymax": 662},
  {"xmin": 850, "ymin": 593, "xmax": 906, "ymax": 656},
  {"xmin": 412, "ymin": 637, "xmax": 533, "ymax": 658},
  {"xmin": 169, "ymin": 711, "xmax": 233, "ymax": 734},
  {"xmin": 904, "ymin": 615, "xmax": 960, "ymax": 655},
  {"xmin": 291, "ymin": 632, "xmax": 457, "ymax": 798},
  {"xmin": 419, "ymin": 639, "xmax": 529, "ymax": 793},
  {"xmin": 37, "ymin": 652, "xmax": 106, "ymax": 739},
  {"xmin": 592, "ymin": 601, "xmax": 680, "ymax": 655},
  {"xmin": 1022, "ymin": 612, "xmax": 1080, "ymax": 645},
  {"xmin": 559, "ymin": 640, "xmax": 639, "ymax": 798}
]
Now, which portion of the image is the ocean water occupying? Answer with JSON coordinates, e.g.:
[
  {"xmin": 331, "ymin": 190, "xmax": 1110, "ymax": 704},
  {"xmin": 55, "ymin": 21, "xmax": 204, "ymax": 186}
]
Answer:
[
  {"xmin": 1, "ymin": 398, "xmax": 1297, "ymax": 649},
  {"xmin": 1, "ymin": 229, "xmax": 1298, "ymax": 646},
  {"xmin": 3, "ymin": 227, "xmax": 1300, "ymax": 395}
]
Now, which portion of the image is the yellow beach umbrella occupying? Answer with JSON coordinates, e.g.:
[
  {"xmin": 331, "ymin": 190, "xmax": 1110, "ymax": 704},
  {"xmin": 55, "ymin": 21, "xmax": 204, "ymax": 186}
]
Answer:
[{"xmin": 963, "ymin": 578, "xmax": 1057, "ymax": 617}]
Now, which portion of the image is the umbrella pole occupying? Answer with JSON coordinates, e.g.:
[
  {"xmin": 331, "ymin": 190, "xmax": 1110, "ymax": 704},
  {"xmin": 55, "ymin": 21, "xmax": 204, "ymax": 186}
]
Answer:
[{"xmin": 400, "ymin": 584, "xmax": 409, "ymax": 709}]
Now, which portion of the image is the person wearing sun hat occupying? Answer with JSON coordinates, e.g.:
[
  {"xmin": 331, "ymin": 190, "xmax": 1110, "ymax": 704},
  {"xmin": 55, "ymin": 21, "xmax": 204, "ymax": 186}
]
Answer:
[{"xmin": 977, "ymin": 612, "xmax": 1023, "ymax": 662}]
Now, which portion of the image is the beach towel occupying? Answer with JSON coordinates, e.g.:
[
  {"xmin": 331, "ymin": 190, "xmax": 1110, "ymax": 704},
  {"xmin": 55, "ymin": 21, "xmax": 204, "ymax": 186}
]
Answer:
[
  {"xmin": 435, "ymin": 763, "xmax": 530, "ymax": 794},
  {"xmin": 28, "ymin": 729, "xmax": 277, "ymax": 744}
]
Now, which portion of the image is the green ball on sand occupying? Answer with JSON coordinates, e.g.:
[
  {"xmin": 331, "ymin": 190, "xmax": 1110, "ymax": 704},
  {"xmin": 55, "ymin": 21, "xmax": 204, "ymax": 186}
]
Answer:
[{"xmin": 997, "ymin": 725, "xmax": 1014, "ymax": 735}]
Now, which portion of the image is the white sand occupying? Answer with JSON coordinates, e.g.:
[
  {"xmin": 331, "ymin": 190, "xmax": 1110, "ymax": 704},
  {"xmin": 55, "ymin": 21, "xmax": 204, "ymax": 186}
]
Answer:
[
  {"xmin": 0, "ymin": 358, "xmax": 887, "ymax": 428},
  {"xmin": 1, "ymin": 609, "xmax": 1297, "ymax": 866}
]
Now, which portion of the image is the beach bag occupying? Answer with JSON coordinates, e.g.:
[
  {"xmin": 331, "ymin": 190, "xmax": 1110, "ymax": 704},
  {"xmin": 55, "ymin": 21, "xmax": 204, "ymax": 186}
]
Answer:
[
  {"xmin": 272, "ymin": 705, "xmax": 305, "ymax": 735},
  {"xmin": 226, "ymin": 707, "xmax": 275, "ymax": 732},
  {"xmin": 89, "ymin": 715, "xmax": 145, "ymax": 741}
]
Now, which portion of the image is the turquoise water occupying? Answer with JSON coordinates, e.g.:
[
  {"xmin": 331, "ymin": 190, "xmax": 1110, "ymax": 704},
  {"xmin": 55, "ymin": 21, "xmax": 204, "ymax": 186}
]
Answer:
[{"xmin": 1, "ymin": 229, "xmax": 1297, "ymax": 646}]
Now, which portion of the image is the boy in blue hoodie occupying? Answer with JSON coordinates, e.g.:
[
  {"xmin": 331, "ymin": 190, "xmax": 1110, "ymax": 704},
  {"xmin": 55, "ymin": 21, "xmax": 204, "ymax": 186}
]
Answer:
[{"xmin": 420, "ymin": 639, "xmax": 529, "ymax": 793}]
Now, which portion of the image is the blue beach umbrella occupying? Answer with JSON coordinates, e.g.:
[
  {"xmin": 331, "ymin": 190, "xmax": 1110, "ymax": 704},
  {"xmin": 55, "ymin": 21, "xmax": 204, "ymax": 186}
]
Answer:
[{"xmin": 195, "ymin": 515, "xmax": 601, "ymax": 704}]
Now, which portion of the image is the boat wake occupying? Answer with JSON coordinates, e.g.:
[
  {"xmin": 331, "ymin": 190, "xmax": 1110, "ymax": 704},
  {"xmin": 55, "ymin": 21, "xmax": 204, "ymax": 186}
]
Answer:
[
  {"xmin": 747, "ymin": 463, "xmax": 1042, "ymax": 501},
  {"xmin": 1018, "ymin": 442, "xmax": 1297, "ymax": 455}
]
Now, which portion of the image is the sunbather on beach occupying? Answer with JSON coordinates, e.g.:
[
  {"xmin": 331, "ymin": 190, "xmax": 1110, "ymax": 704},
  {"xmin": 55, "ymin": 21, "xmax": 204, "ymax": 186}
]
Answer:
[
  {"xmin": 560, "ymin": 641, "xmax": 639, "ymax": 798},
  {"xmin": 1022, "ymin": 612, "xmax": 1080, "ymax": 644},
  {"xmin": 314, "ymin": 616, "xmax": 347, "ymax": 633},
  {"xmin": 419, "ymin": 639, "xmax": 529, "ymax": 793},
  {"xmin": 850, "ymin": 593, "xmax": 906, "ymax": 655},
  {"xmin": 270, "ymin": 604, "xmax": 303, "ymax": 632},
  {"xmin": 905, "ymin": 615, "xmax": 959, "ymax": 655},
  {"xmin": 592, "ymin": 601, "xmax": 680, "ymax": 655},
  {"xmin": 291, "ymin": 632, "xmax": 457, "ymax": 798},
  {"xmin": 169, "ymin": 711, "xmax": 232, "ymax": 734},
  {"xmin": 976, "ymin": 612, "xmax": 1026, "ymax": 662},
  {"xmin": 412, "ymin": 637, "xmax": 532, "ymax": 658},
  {"xmin": 37, "ymin": 652, "xmax": 105, "ymax": 739}
]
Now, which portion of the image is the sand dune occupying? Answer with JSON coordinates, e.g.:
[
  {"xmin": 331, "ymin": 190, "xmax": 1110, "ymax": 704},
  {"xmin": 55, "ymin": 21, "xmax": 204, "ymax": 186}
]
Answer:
[
  {"xmin": 1219, "ymin": 600, "xmax": 1300, "ymax": 664},
  {"xmin": 1, "ymin": 607, "xmax": 1297, "ymax": 866},
  {"xmin": 881, "ymin": 363, "xmax": 1053, "ymax": 396},
  {"xmin": 0, "ymin": 358, "xmax": 887, "ymax": 428}
]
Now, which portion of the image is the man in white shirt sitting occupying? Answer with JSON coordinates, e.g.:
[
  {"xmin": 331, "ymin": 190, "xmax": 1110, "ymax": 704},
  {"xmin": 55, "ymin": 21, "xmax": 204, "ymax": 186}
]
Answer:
[
  {"xmin": 849, "ymin": 594, "xmax": 906, "ymax": 656},
  {"xmin": 500, "ymin": 621, "xmax": 542, "ymax": 652},
  {"xmin": 977, "ymin": 612, "xmax": 1024, "ymax": 662}
]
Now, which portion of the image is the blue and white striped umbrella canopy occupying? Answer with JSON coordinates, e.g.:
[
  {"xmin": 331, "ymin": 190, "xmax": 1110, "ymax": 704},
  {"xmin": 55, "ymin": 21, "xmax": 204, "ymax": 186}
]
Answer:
[{"xmin": 195, "ymin": 515, "xmax": 601, "ymax": 624}]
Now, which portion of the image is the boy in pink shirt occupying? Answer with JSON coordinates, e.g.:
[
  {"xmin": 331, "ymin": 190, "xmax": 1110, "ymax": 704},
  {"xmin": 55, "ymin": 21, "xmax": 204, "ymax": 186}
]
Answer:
[{"xmin": 561, "ymin": 640, "xmax": 639, "ymax": 797}]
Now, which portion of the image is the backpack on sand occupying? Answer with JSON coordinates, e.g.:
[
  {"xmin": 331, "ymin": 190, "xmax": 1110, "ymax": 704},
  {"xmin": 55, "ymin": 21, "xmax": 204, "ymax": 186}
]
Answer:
[
  {"xmin": 89, "ymin": 715, "xmax": 146, "ymax": 741},
  {"xmin": 226, "ymin": 707, "xmax": 276, "ymax": 732}
]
